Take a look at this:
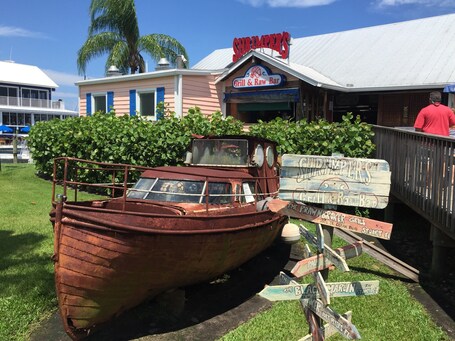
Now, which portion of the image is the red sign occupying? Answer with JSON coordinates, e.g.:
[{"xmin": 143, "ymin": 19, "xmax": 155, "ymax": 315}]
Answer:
[{"xmin": 232, "ymin": 32, "xmax": 291, "ymax": 63}]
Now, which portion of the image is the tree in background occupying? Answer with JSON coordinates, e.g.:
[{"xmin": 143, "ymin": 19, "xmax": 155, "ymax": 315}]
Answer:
[{"xmin": 77, "ymin": 0, "xmax": 189, "ymax": 75}]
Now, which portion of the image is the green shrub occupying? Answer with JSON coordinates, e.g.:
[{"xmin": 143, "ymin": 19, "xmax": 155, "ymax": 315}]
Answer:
[
  {"xmin": 27, "ymin": 108, "xmax": 245, "ymax": 179},
  {"xmin": 27, "ymin": 110, "xmax": 374, "ymax": 181},
  {"xmin": 249, "ymin": 113, "xmax": 375, "ymax": 157}
]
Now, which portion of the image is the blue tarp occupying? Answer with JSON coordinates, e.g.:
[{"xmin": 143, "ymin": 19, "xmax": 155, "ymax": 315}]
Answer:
[
  {"xmin": 0, "ymin": 125, "xmax": 13, "ymax": 133},
  {"xmin": 443, "ymin": 84, "xmax": 455, "ymax": 93}
]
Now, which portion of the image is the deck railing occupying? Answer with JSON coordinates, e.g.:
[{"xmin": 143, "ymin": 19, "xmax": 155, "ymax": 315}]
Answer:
[
  {"xmin": 0, "ymin": 95, "xmax": 65, "ymax": 109},
  {"xmin": 373, "ymin": 126, "xmax": 455, "ymax": 239}
]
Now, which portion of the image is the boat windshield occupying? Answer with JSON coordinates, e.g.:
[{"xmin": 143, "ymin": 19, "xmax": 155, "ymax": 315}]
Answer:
[
  {"xmin": 127, "ymin": 178, "xmax": 233, "ymax": 204},
  {"xmin": 191, "ymin": 139, "xmax": 248, "ymax": 166}
]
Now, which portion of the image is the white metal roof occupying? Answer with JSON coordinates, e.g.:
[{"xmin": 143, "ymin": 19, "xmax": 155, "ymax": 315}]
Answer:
[
  {"xmin": 0, "ymin": 60, "xmax": 58, "ymax": 88},
  {"xmin": 193, "ymin": 13, "xmax": 455, "ymax": 92}
]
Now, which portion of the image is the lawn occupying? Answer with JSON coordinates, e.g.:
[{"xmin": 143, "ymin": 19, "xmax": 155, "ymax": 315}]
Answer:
[{"xmin": 0, "ymin": 163, "xmax": 451, "ymax": 340}]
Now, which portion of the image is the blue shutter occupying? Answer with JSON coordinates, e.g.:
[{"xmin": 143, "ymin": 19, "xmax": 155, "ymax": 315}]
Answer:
[
  {"xmin": 86, "ymin": 93, "xmax": 92, "ymax": 116},
  {"xmin": 107, "ymin": 91, "xmax": 114, "ymax": 112},
  {"xmin": 129, "ymin": 90, "xmax": 136, "ymax": 116},
  {"xmin": 156, "ymin": 87, "xmax": 165, "ymax": 120}
]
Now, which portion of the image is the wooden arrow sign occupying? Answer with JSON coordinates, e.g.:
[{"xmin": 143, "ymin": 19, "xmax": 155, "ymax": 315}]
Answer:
[
  {"xmin": 299, "ymin": 311, "xmax": 353, "ymax": 341},
  {"xmin": 301, "ymin": 298, "xmax": 361, "ymax": 339},
  {"xmin": 299, "ymin": 225, "xmax": 350, "ymax": 272},
  {"xmin": 292, "ymin": 242, "xmax": 363, "ymax": 278},
  {"xmin": 258, "ymin": 280, "xmax": 380, "ymax": 301},
  {"xmin": 268, "ymin": 199, "xmax": 393, "ymax": 240}
]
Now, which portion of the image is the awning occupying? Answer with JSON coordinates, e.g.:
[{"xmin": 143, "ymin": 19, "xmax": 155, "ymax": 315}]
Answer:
[
  {"xmin": 443, "ymin": 84, "xmax": 455, "ymax": 93},
  {"xmin": 224, "ymin": 88, "xmax": 300, "ymax": 103}
]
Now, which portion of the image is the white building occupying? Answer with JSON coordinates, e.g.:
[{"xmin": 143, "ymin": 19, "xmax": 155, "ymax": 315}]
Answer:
[{"xmin": 0, "ymin": 60, "xmax": 78, "ymax": 135}]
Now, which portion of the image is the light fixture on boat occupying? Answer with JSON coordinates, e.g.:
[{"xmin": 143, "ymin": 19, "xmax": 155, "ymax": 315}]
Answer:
[
  {"xmin": 184, "ymin": 152, "xmax": 192, "ymax": 164},
  {"xmin": 281, "ymin": 223, "xmax": 300, "ymax": 244},
  {"xmin": 252, "ymin": 144, "xmax": 264, "ymax": 167}
]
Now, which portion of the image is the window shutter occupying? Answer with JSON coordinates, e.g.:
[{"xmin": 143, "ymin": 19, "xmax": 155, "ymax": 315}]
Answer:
[
  {"xmin": 156, "ymin": 87, "xmax": 165, "ymax": 120},
  {"xmin": 107, "ymin": 91, "xmax": 114, "ymax": 112},
  {"xmin": 129, "ymin": 90, "xmax": 136, "ymax": 116},
  {"xmin": 86, "ymin": 93, "xmax": 92, "ymax": 116}
]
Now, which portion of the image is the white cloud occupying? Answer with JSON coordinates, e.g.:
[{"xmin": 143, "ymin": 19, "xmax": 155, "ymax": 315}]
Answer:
[
  {"xmin": 374, "ymin": 0, "xmax": 455, "ymax": 8},
  {"xmin": 0, "ymin": 25, "xmax": 47, "ymax": 38},
  {"xmin": 43, "ymin": 69, "xmax": 83, "ymax": 87},
  {"xmin": 238, "ymin": 0, "xmax": 337, "ymax": 8}
]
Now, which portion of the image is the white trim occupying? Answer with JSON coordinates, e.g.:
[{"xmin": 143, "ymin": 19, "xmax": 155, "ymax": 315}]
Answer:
[
  {"xmin": 91, "ymin": 92, "xmax": 107, "ymax": 114},
  {"xmin": 174, "ymin": 74, "xmax": 183, "ymax": 118},
  {"xmin": 136, "ymin": 88, "xmax": 157, "ymax": 121},
  {"xmin": 76, "ymin": 69, "xmax": 222, "ymax": 86}
]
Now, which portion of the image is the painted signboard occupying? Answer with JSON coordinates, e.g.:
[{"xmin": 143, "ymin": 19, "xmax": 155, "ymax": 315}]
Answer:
[
  {"xmin": 280, "ymin": 154, "xmax": 391, "ymax": 209},
  {"xmin": 291, "ymin": 242, "xmax": 363, "ymax": 278},
  {"xmin": 232, "ymin": 65, "xmax": 286, "ymax": 89},
  {"xmin": 301, "ymin": 298, "xmax": 361, "ymax": 339},
  {"xmin": 299, "ymin": 311, "xmax": 353, "ymax": 341},
  {"xmin": 268, "ymin": 199, "xmax": 393, "ymax": 240},
  {"xmin": 298, "ymin": 225, "xmax": 349, "ymax": 272},
  {"xmin": 259, "ymin": 280, "xmax": 380, "ymax": 301}
]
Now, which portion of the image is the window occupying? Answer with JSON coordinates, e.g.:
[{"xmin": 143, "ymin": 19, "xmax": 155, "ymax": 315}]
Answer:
[
  {"xmin": 137, "ymin": 90, "xmax": 155, "ymax": 118},
  {"xmin": 21, "ymin": 88, "xmax": 49, "ymax": 108},
  {"xmin": 0, "ymin": 86, "xmax": 18, "ymax": 106},
  {"xmin": 93, "ymin": 94, "xmax": 107, "ymax": 113}
]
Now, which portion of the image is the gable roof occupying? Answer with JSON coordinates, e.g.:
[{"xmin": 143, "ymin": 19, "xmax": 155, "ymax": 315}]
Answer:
[
  {"xmin": 193, "ymin": 13, "xmax": 455, "ymax": 92},
  {"xmin": 0, "ymin": 60, "xmax": 58, "ymax": 88}
]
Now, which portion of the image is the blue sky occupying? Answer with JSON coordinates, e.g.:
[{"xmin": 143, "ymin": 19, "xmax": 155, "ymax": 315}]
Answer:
[{"xmin": 1, "ymin": 0, "xmax": 455, "ymax": 111}]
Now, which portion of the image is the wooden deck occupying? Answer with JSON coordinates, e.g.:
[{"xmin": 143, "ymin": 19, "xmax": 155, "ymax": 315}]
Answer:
[{"xmin": 373, "ymin": 126, "xmax": 455, "ymax": 241}]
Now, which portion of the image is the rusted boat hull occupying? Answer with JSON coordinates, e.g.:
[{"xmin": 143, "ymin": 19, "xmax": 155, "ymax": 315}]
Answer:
[{"xmin": 52, "ymin": 201, "xmax": 286, "ymax": 339}]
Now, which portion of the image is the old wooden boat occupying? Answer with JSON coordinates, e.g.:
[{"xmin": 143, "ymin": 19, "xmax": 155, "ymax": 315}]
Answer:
[{"xmin": 50, "ymin": 135, "xmax": 287, "ymax": 339}]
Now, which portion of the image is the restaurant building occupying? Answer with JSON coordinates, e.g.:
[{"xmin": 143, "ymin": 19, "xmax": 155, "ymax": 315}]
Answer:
[{"xmin": 76, "ymin": 13, "xmax": 455, "ymax": 127}]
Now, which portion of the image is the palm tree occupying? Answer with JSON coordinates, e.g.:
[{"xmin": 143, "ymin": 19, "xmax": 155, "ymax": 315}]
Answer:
[{"xmin": 77, "ymin": 0, "xmax": 189, "ymax": 76}]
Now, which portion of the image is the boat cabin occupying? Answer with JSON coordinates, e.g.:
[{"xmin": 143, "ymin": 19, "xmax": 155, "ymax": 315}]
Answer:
[{"xmin": 126, "ymin": 136, "xmax": 279, "ymax": 206}]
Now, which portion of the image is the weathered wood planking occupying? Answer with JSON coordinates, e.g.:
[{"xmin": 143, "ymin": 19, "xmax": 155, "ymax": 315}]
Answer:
[
  {"xmin": 280, "ymin": 154, "xmax": 391, "ymax": 208},
  {"xmin": 301, "ymin": 298, "xmax": 361, "ymax": 339},
  {"xmin": 292, "ymin": 242, "xmax": 363, "ymax": 278},
  {"xmin": 299, "ymin": 225, "xmax": 350, "ymax": 272},
  {"xmin": 259, "ymin": 280, "xmax": 380, "ymax": 301},
  {"xmin": 299, "ymin": 311, "xmax": 353, "ymax": 341},
  {"xmin": 268, "ymin": 199, "xmax": 393, "ymax": 240}
]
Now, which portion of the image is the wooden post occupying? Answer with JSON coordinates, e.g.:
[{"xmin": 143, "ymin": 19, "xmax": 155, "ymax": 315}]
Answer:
[
  {"xmin": 430, "ymin": 225, "xmax": 455, "ymax": 279},
  {"xmin": 12, "ymin": 134, "xmax": 18, "ymax": 164},
  {"xmin": 321, "ymin": 204, "xmax": 335, "ymax": 281}
]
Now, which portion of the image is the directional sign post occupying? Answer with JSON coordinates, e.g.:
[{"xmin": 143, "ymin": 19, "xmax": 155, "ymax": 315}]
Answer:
[{"xmin": 261, "ymin": 153, "xmax": 392, "ymax": 340}]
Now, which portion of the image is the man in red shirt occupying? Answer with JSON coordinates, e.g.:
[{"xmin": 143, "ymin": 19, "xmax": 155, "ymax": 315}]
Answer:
[{"xmin": 414, "ymin": 91, "xmax": 455, "ymax": 136}]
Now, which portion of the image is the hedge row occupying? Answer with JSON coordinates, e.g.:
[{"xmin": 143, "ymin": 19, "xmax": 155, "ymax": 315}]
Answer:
[{"xmin": 27, "ymin": 108, "xmax": 375, "ymax": 179}]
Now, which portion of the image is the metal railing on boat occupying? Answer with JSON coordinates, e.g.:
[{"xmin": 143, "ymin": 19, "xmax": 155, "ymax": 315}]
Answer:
[{"xmin": 51, "ymin": 157, "xmax": 279, "ymax": 212}]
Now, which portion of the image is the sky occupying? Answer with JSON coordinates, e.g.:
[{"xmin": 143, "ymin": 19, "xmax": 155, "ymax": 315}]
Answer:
[{"xmin": 1, "ymin": 0, "xmax": 455, "ymax": 111}]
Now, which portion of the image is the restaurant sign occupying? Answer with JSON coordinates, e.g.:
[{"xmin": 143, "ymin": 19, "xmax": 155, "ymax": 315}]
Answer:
[
  {"xmin": 232, "ymin": 65, "xmax": 286, "ymax": 89},
  {"xmin": 232, "ymin": 31, "xmax": 291, "ymax": 62}
]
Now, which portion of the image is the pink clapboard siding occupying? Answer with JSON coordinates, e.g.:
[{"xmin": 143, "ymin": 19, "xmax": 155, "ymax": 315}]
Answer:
[
  {"xmin": 181, "ymin": 75, "xmax": 222, "ymax": 116},
  {"xmin": 79, "ymin": 76, "xmax": 176, "ymax": 116},
  {"xmin": 78, "ymin": 73, "xmax": 222, "ymax": 118}
]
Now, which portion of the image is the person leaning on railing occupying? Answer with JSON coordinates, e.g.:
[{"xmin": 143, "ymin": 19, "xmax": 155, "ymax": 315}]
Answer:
[{"xmin": 414, "ymin": 91, "xmax": 455, "ymax": 136}]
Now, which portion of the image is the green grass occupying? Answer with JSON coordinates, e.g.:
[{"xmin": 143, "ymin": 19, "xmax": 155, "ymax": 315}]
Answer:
[
  {"xmin": 0, "ymin": 164, "xmax": 99, "ymax": 340},
  {"xmin": 0, "ymin": 164, "xmax": 451, "ymax": 340},
  {"xmin": 220, "ymin": 221, "xmax": 451, "ymax": 341}
]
